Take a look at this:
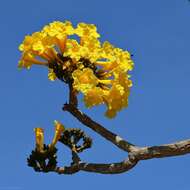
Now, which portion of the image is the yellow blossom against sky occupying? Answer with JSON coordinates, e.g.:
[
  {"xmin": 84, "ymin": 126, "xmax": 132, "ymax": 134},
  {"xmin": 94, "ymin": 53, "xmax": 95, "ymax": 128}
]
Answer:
[{"xmin": 18, "ymin": 21, "xmax": 134, "ymax": 118}]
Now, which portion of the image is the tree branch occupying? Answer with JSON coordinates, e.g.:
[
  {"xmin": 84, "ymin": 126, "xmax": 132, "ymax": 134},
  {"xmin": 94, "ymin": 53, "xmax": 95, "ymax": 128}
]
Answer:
[
  {"xmin": 63, "ymin": 103, "xmax": 136, "ymax": 152},
  {"xmin": 132, "ymin": 139, "xmax": 190, "ymax": 160},
  {"xmin": 53, "ymin": 139, "xmax": 190, "ymax": 175},
  {"xmin": 36, "ymin": 84, "xmax": 190, "ymax": 175},
  {"xmin": 54, "ymin": 158, "xmax": 138, "ymax": 174},
  {"xmin": 63, "ymin": 84, "xmax": 137, "ymax": 152},
  {"xmin": 68, "ymin": 82, "xmax": 78, "ymax": 107}
]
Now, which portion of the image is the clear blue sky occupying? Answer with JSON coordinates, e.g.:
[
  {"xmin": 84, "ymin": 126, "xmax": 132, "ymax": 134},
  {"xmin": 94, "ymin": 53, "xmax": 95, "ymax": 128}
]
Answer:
[{"xmin": 0, "ymin": 0, "xmax": 190, "ymax": 189}]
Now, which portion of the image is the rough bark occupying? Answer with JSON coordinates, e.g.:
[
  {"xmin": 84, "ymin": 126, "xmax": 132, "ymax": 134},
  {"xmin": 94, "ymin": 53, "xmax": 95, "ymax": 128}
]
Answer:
[{"xmin": 133, "ymin": 139, "xmax": 190, "ymax": 160}]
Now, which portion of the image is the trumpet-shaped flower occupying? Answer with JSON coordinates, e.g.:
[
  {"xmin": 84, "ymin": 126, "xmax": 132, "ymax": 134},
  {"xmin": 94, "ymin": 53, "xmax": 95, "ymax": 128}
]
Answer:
[
  {"xmin": 84, "ymin": 87, "xmax": 106, "ymax": 107},
  {"xmin": 42, "ymin": 21, "xmax": 74, "ymax": 53},
  {"xmin": 72, "ymin": 68, "xmax": 99, "ymax": 93},
  {"xmin": 75, "ymin": 22, "xmax": 100, "ymax": 39}
]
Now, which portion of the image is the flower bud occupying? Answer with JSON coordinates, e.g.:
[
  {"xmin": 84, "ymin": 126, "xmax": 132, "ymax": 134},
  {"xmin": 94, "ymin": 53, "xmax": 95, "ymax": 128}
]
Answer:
[
  {"xmin": 34, "ymin": 128, "xmax": 44, "ymax": 152},
  {"xmin": 51, "ymin": 120, "xmax": 65, "ymax": 147}
]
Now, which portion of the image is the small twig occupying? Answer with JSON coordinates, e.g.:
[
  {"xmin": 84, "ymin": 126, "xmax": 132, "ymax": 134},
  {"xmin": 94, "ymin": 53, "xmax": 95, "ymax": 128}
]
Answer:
[{"xmin": 71, "ymin": 151, "xmax": 81, "ymax": 165}]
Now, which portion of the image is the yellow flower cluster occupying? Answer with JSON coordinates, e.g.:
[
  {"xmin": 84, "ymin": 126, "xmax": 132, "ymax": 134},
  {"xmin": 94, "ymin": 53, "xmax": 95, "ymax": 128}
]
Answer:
[{"xmin": 18, "ymin": 21, "xmax": 134, "ymax": 118}]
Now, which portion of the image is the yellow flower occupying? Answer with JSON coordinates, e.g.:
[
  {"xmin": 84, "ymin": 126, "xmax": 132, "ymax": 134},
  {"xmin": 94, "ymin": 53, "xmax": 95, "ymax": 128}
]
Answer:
[
  {"xmin": 96, "ymin": 41, "xmax": 116, "ymax": 61},
  {"xmin": 18, "ymin": 53, "xmax": 48, "ymax": 69},
  {"xmin": 18, "ymin": 31, "xmax": 56, "ymax": 70},
  {"xmin": 103, "ymin": 72, "xmax": 131, "ymax": 118},
  {"xmin": 64, "ymin": 37, "xmax": 102, "ymax": 62},
  {"xmin": 84, "ymin": 87, "xmax": 106, "ymax": 107},
  {"xmin": 51, "ymin": 120, "xmax": 65, "ymax": 147},
  {"xmin": 34, "ymin": 128, "xmax": 44, "ymax": 152},
  {"xmin": 64, "ymin": 39, "xmax": 85, "ymax": 61},
  {"xmin": 48, "ymin": 69, "xmax": 57, "ymax": 81},
  {"xmin": 81, "ymin": 37, "xmax": 102, "ymax": 62},
  {"xmin": 72, "ymin": 68, "xmax": 99, "ymax": 93},
  {"xmin": 104, "ymin": 84, "xmax": 126, "ymax": 118},
  {"xmin": 19, "ymin": 32, "xmax": 53, "ymax": 55},
  {"xmin": 43, "ymin": 21, "xmax": 74, "ymax": 37},
  {"xmin": 75, "ymin": 23, "xmax": 100, "ymax": 39},
  {"xmin": 96, "ymin": 42, "xmax": 133, "ymax": 73},
  {"xmin": 42, "ymin": 21, "xmax": 74, "ymax": 53}
]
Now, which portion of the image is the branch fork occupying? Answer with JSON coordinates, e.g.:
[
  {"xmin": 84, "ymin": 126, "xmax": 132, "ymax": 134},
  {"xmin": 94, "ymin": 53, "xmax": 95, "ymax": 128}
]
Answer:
[{"xmin": 28, "ymin": 84, "xmax": 190, "ymax": 175}]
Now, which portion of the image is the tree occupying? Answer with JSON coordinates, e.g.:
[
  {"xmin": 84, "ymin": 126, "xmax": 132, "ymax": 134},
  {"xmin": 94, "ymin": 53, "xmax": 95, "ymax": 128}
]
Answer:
[{"xmin": 18, "ymin": 21, "xmax": 190, "ymax": 175}]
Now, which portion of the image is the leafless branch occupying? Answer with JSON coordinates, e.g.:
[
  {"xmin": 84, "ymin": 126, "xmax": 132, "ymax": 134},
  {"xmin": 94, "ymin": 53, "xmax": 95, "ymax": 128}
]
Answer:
[
  {"xmin": 53, "ymin": 139, "xmax": 190, "ymax": 175},
  {"xmin": 58, "ymin": 85, "xmax": 190, "ymax": 174},
  {"xmin": 29, "ymin": 84, "xmax": 190, "ymax": 175},
  {"xmin": 63, "ymin": 103, "xmax": 136, "ymax": 152},
  {"xmin": 55, "ymin": 158, "xmax": 137, "ymax": 174},
  {"xmin": 133, "ymin": 139, "xmax": 190, "ymax": 160}
]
